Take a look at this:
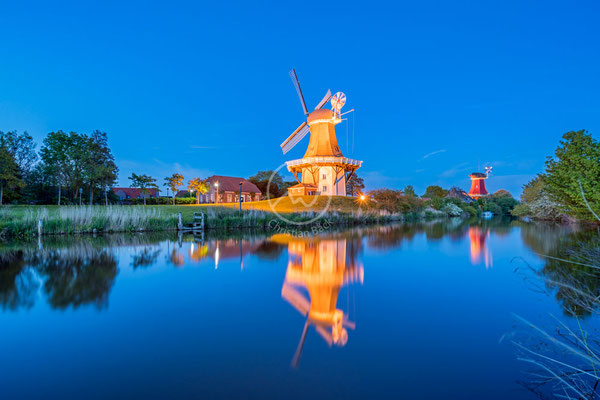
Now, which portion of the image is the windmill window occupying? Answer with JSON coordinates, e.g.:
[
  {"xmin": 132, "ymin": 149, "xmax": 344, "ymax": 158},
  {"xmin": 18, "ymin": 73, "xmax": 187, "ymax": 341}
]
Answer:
[
  {"xmin": 322, "ymin": 174, "xmax": 326, "ymax": 179},
  {"xmin": 323, "ymin": 186, "xmax": 327, "ymax": 192}
]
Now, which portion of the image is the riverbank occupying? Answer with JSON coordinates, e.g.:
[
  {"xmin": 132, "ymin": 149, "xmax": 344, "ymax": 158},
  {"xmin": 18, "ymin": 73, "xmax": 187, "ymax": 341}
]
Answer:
[{"xmin": 0, "ymin": 203, "xmax": 406, "ymax": 237}]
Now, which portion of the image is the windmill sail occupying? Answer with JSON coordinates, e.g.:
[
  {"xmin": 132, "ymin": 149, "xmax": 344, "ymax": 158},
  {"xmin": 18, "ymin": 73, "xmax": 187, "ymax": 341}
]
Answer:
[
  {"xmin": 289, "ymin": 69, "xmax": 308, "ymax": 116},
  {"xmin": 314, "ymin": 89, "xmax": 332, "ymax": 110},
  {"xmin": 281, "ymin": 123, "xmax": 310, "ymax": 154}
]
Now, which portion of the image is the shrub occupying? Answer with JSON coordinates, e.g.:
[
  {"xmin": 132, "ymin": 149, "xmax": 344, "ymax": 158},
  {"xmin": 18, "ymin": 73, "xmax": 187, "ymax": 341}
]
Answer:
[
  {"xmin": 462, "ymin": 205, "xmax": 478, "ymax": 216},
  {"xmin": 430, "ymin": 197, "xmax": 444, "ymax": 210},
  {"xmin": 441, "ymin": 203, "xmax": 463, "ymax": 217}
]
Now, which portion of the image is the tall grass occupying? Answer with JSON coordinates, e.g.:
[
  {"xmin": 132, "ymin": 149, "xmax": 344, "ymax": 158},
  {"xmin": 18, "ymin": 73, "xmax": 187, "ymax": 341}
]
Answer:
[
  {"xmin": 0, "ymin": 205, "xmax": 407, "ymax": 237},
  {"xmin": 0, "ymin": 206, "xmax": 176, "ymax": 236}
]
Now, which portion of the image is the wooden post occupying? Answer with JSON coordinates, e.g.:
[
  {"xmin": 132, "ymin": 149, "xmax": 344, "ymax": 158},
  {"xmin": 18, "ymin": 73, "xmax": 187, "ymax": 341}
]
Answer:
[
  {"xmin": 239, "ymin": 182, "xmax": 243, "ymax": 214},
  {"xmin": 201, "ymin": 212, "xmax": 205, "ymax": 231},
  {"xmin": 37, "ymin": 219, "xmax": 43, "ymax": 250},
  {"xmin": 178, "ymin": 212, "xmax": 183, "ymax": 230}
]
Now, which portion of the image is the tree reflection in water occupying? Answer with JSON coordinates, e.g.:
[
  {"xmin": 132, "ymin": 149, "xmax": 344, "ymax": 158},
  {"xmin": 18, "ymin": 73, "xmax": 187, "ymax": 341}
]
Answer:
[
  {"xmin": 518, "ymin": 223, "xmax": 600, "ymax": 318},
  {"xmin": 36, "ymin": 247, "xmax": 118, "ymax": 310},
  {"xmin": 513, "ymin": 222, "xmax": 600, "ymax": 398},
  {"xmin": 131, "ymin": 247, "xmax": 162, "ymax": 269},
  {"xmin": 0, "ymin": 251, "xmax": 39, "ymax": 310},
  {"xmin": 0, "ymin": 235, "xmax": 163, "ymax": 310}
]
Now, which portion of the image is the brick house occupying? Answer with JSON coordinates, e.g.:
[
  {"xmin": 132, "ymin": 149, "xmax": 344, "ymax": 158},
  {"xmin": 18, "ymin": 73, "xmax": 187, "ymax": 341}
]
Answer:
[{"xmin": 198, "ymin": 176, "xmax": 261, "ymax": 203}]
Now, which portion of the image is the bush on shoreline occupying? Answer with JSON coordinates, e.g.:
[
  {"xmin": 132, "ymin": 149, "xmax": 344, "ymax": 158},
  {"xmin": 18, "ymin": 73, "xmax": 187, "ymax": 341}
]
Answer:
[{"xmin": 513, "ymin": 130, "xmax": 600, "ymax": 222}]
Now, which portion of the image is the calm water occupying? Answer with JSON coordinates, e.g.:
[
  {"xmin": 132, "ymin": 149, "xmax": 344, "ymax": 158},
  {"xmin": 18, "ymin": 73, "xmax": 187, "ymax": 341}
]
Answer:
[{"xmin": 1, "ymin": 219, "xmax": 598, "ymax": 399}]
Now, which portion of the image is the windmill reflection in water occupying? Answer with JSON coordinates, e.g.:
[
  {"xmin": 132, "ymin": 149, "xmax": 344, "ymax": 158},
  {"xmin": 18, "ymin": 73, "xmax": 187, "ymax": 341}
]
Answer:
[
  {"xmin": 468, "ymin": 226, "xmax": 493, "ymax": 268},
  {"xmin": 271, "ymin": 234, "xmax": 364, "ymax": 367}
]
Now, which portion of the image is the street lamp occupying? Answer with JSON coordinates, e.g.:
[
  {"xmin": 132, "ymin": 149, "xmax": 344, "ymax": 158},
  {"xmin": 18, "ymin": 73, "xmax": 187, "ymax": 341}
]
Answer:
[
  {"xmin": 79, "ymin": 187, "xmax": 83, "ymax": 205},
  {"xmin": 239, "ymin": 181, "xmax": 243, "ymax": 214}
]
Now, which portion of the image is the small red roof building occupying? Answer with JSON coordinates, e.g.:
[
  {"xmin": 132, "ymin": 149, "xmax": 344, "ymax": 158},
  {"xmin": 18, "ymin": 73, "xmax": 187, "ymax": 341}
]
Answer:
[{"xmin": 198, "ymin": 176, "xmax": 262, "ymax": 203}]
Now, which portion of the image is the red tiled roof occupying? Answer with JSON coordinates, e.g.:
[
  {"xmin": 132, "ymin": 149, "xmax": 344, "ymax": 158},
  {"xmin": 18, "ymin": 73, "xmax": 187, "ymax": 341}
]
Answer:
[
  {"xmin": 207, "ymin": 176, "xmax": 261, "ymax": 194},
  {"xmin": 112, "ymin": 187, "xmax": 159, "ymax": 198}
]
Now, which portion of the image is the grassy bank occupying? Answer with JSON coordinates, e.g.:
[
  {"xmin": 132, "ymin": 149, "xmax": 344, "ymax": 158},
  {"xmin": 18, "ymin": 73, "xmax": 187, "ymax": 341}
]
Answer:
[
  {"xmin": 0, "ymin": 206, "xmax": 177, "ymax": 236},
  {"xmin": 0, "ymin": 200, "xmax": 404, "ymax": 237}
]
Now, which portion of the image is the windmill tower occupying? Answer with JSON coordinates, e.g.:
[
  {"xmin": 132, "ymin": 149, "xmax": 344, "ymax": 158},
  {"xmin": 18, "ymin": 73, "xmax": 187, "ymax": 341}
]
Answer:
[
  {"xmin": 281, "ymin": 69, "xmax": 362, "ymax": 197},
  {"xmin": 468, "ymin": 166, "xmax": 492, "ymax": 198}
]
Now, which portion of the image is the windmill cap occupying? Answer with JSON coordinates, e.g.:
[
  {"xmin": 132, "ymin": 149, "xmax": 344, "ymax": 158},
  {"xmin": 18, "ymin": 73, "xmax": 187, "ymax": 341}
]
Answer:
[
  {"xmin": 307, "ymin": 108, "xmax": 334, "ymax": 123},
  {"xmin": 470, "ymin": 172, "xmax": 487, "ymax": 178}
]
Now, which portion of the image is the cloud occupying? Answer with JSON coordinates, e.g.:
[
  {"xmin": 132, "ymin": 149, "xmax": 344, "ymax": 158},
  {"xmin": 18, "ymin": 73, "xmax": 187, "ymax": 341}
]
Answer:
[{"xmin": 422, "ymin": 149, "xmax": 446, "ymax": 159}]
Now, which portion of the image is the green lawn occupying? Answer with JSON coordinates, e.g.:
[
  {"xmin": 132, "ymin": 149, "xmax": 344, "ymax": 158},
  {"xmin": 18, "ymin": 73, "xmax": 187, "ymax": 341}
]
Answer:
[{"xmin": 172, "ymin": 195, "xmax": 365, "ymax": 214}]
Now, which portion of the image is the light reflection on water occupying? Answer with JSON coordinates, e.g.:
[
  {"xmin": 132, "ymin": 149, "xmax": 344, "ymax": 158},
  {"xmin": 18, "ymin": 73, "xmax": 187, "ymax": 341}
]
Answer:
[{"xmin": 0, "ymin": 218, "xmax": 597, "ymax": 399}]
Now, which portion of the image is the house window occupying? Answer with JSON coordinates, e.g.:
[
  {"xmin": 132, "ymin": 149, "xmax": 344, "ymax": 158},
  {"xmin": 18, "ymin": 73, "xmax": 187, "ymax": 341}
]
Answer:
[
  {"xmin": 322, "ymin": 186, "xmax": 327, "ymax": 192},
  {"xmin": 227, "ymin": 194, "xmax": 232, "ymax": 202}
]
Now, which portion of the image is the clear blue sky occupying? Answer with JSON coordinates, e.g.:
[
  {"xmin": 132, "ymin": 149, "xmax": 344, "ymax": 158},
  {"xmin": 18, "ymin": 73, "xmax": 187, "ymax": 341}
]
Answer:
[{"xmin": 1, "ymin": 0, "xmax": 599, "ymax": 196}]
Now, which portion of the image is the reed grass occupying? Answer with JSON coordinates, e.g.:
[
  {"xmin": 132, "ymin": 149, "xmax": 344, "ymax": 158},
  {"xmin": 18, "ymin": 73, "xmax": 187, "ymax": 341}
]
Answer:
[
  {"xmin": 0, "ymin": 204, "xmax": 407, "ymax": 237},
  {"xmin": 0, "ymin": 206, "xmax": 176, "ymax": 236}
]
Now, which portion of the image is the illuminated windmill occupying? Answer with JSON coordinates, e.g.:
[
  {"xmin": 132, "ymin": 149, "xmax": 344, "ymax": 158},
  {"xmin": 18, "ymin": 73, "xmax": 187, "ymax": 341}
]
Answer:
[
  {"xmin": 281, "ymin": 69, "xmax": 362, "ymax": 196},
  {"xmin": 468, "ymin": 166, "xmax": 492, "ymax": 198}
]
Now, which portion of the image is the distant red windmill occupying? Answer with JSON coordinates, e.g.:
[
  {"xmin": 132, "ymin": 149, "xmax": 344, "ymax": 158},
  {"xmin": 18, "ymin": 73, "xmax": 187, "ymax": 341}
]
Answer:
[{"xmin": 468, "ymin": 166, "xmax": 492, "ymax": 198}]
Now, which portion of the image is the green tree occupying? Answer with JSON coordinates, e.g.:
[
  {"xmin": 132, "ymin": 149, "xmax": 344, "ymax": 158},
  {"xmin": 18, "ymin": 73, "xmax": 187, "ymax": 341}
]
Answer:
[
  {"xmin": 544, "ymin": 130, "xmax": 600, "ymax": 219},
  {"xmin": 40, "ymin": 131, "xmax": 68, "ymax": 205},
  {"xmin": 83, "ymin": 131, "xmax": 118, "ymax": 205},
  {"xmin": 423, "ymin": 185, "xmax": 448, "ymax": 198},
  {"xmin": 404, "ymin": 185, "xmax": 416, "ymax": 197},
  {"xmin": 0, "ymin": 131, "xmax": 37, "ymax": 203},
  {"xmin": 369, "ymin": 189, "xmax": 404, "ymax": 212},
  {"xmin": 0, "ymin": 130, "xmax": 37, "ymax": 176},
  {"xmin": 491, "ymin": 191, "xmax": 518, "ymax": 215},
  {"xmin": 249, "ymin": 170, "xmax": 284, "ymax": 199},
  {"xmin": 0, "ymin": 146, "xmax": 23, "ymax": 205},
  {"xmin": 164, "ymin": 173, "xmax": 184, "ymax": 205},
  {"xmin": 40, "ymin": 131, "xmax": 86, "ymax": 205},
  {"xmin": 520, "ymin": 175, "xmax": 545, "ymax": 203},
  {"xmin": 188, "ymin": 177, "xmax": 209, "ymax": 205},
  {"xmin": 128, "ymin": 173, "xmax": 158, "ymax": 205},
  {"xmin": 346, "ymin": 173, "xmax": 365, "ymax": 196}
]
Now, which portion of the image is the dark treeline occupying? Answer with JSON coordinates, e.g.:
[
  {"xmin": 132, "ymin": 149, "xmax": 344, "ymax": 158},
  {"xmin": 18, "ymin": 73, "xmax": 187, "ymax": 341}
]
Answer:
[{"xmin": 0, "ymin": 130, "xmax": 118, "ymax": 205}]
